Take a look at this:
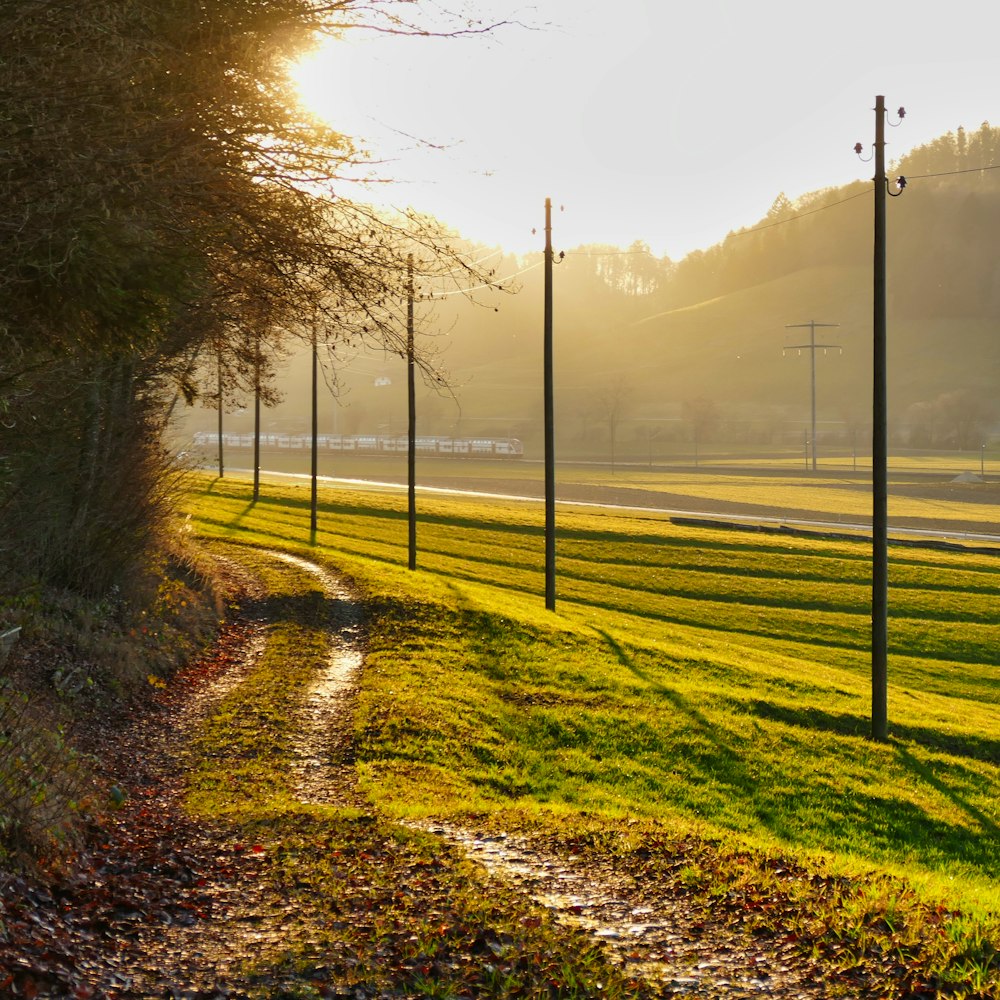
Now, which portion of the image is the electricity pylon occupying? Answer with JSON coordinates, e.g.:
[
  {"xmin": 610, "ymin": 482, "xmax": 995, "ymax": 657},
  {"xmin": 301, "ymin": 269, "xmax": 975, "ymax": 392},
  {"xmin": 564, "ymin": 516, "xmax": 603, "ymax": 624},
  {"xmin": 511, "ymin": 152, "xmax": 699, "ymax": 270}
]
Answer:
[{"xmin": 784, "ymin": 321, "xmax": 841, "ymax": 471}]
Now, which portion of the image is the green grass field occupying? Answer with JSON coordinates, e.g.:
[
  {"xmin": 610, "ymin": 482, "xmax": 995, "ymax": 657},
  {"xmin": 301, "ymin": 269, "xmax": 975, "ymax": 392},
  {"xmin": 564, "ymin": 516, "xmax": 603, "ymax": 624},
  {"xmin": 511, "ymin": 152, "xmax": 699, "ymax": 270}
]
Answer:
[
  {"xmin": 204, "ymin": 448, "xmax": 1000, "ymax": 532},
  {"xmin": 184, "ymin": 481, "xmax": 1000, "ymax": 902},
  {"xmin": 186, "ymin": 470, "xmax": 1000, "ymax": 917}
]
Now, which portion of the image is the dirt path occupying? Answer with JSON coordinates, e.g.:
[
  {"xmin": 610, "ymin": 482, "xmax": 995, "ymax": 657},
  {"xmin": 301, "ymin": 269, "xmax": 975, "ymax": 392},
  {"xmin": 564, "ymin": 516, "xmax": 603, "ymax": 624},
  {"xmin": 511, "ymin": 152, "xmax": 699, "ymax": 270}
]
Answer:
[
  {"xmin": 268, "ymin": 551, "xmax": 366, "ymax": 809},
  {"xmin": 420, "ymin": 825, "xmax": 831, "ymax": 999},
  {"xmin": 253, "ymin": 554, "xmax": 835, "ymax": 998},
  {"xmin": 97, "ymin": 551, "xmax": 368, "ymax": 996},
  {"xmin": 2, "ymin": 548, "xmax": 843, "ymax": 998}
]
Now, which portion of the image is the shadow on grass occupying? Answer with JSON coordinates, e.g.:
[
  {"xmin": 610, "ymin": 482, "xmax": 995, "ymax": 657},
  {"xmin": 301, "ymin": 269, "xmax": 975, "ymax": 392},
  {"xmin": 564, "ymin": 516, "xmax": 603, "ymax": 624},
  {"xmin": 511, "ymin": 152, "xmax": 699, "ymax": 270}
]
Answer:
[
  {"xmin": 198, "ymin": 480, "xmax": 872, "ymax": 566},
  {"xmin": 749, "ymin": 701, "xmax": 1000, "ymax": 852},
  {"xmin": 594, "ymin": 626, "xmax": 756, "ymax": 802},
  {"xmin": 598, "ymin": 628, "xmax": 1000, "ymax": 874},
  {"xmin": 240, "ymin": 587, "xmax": 334, "ymax": 631},
  {"xmin": 226, "ymin": 500, "xmax": 258, "ymax": 527},
  {"xmin": 197, "ymin": 504, "xmax": 996, "ymax": 673},
  {"xmin": 895, "ymin": 743, "xmax": 1000, "ymax": 840},
  {"xmin": 749, "ymin": 701, "xmax": 1000, "ymax": 766}
]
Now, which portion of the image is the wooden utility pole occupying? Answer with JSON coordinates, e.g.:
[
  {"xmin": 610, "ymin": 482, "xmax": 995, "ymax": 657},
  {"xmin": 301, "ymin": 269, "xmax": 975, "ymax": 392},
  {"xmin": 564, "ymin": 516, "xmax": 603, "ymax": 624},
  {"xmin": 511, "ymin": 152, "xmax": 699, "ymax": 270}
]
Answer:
[
  {"xmin": 857, "ymin": 98, "xmax": 904, "ymax": 739},
  {"xmin": 872, "ymin": 94, "xmax": 890, "ymax": 742},
  {"xmin": 544, "ymin": 198, "xmax": 556, "ymax": 610},
  {"xmin": 784, "ymin": 321, "xmax": 840, "ymax": 471},
  {"xmin": 310, "ymin": 326, "xmax": 318, "ymax": 535},
  {"xmin": 253, "ymin": 342, "xmax": 261, "ymax": 502},
  {"xmin": 407, "ymin": 254, "xmax": 417, "ymax": 571},
  {"xmin": 216, "ymin": 342, "xmax": 224, "ymax": 479}
]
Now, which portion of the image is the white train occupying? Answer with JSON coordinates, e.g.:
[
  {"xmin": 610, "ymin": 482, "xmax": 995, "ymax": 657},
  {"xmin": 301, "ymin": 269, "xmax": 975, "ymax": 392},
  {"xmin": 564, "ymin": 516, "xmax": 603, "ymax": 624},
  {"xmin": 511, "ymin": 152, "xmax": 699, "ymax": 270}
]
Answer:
[{"xmin": 192, "ymin": 431, "xmax": 524, "ymax": 458}]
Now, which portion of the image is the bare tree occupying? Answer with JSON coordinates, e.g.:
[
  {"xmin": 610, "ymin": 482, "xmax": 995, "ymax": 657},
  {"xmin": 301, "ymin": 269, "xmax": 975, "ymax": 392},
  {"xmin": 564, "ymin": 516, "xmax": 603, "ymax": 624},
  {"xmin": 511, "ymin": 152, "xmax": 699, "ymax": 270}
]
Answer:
[
  {"xmin": 594, "ymin": 378, "xmax": 634, "ymax": 473},
  {"xmin": 0, "ymin": 0, "xmax": 509, "ymax": 595},
  {"xmin": 681, "ymin": 397, "xmax": 720, "ymax": 467}
]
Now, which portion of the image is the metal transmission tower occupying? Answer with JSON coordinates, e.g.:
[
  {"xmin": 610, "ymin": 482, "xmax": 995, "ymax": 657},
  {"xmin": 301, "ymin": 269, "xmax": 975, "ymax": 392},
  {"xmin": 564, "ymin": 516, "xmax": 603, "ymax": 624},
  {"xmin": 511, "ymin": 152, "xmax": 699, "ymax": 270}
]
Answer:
[{"xmin": 784, "ymin": 321, "xmax": 840, "ymax": 471}]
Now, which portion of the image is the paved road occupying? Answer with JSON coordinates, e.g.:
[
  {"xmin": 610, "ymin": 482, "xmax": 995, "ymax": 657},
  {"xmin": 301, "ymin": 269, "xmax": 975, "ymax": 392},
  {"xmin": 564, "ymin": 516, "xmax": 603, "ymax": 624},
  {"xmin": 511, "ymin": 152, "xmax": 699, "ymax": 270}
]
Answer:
[{"xmin": 232, "ymin": 467, "xmax": 1000, "ymax": 547}]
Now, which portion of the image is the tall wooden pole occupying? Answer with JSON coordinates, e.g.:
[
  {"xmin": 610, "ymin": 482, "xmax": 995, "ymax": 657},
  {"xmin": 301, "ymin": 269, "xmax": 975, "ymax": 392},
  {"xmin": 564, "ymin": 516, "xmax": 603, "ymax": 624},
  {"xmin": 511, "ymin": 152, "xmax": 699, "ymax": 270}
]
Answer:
[
  {"xmin": 872, "ymin": 95, "xmax": 889, "ymax": 742},
  {"xmin": 544, "ymin": 199, "xmax": 556, "ymax": 610},
  {"xmin": 407, "ymin": 254, "xmax": 417, "ymax": 571},
  {"xmin": 310, "ymin": 326, "xmax": 318, "ymax": 535},
  {"xmin": 253, "ymin": 342, "xmax": 260, "ymax": 502},
  {"xmin": 216, "ymin": 342, "xmax": 224, "ymax": 478}
]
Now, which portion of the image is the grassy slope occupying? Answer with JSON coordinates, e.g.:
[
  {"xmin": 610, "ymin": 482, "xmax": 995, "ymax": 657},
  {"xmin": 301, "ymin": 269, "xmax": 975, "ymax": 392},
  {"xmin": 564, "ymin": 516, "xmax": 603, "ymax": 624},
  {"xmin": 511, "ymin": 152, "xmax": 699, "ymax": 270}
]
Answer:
[
  {"xmin": 185, "ymin": 471, "xmax": 1000, "ymax": 993},
  {"xmin": 186, "ymin": 473, "xmax": 1000, "ymax": 902},
  {"xmin": 177, "ymin": 547, "xmax": 646, "ymax": 999}
]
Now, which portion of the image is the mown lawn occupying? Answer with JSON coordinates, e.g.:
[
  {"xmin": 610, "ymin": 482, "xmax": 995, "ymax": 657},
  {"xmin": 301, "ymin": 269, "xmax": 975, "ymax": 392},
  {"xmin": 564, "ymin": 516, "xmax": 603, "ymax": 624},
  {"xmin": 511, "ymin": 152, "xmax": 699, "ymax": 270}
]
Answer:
[
  {"xmin": 185, "ymin": 472, "xmax": 1000, "ymax": 920},
  {"xmin": 183, "ymin": 468, "xmax": 1000, "ymax": 994}
]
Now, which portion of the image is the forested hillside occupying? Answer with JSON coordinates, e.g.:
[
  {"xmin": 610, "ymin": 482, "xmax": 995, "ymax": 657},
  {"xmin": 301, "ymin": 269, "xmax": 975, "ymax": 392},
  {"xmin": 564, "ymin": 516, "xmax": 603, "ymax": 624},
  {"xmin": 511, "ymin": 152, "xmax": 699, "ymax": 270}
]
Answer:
[{"xmin": 250, "ymin": 125, "xmax": 1000, "ymax": 459}]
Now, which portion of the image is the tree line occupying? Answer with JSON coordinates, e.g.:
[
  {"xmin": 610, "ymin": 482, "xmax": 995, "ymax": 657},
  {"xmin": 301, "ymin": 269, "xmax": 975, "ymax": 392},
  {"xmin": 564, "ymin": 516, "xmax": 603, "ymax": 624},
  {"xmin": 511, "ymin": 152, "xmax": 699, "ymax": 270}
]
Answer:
[
  {"xmin": 379, "ymin": 124, "xmax": 1000, "ymax": 457},
  {"xmin": 0, "ymin": 0, "xmax": 499, "ymax": 599}
]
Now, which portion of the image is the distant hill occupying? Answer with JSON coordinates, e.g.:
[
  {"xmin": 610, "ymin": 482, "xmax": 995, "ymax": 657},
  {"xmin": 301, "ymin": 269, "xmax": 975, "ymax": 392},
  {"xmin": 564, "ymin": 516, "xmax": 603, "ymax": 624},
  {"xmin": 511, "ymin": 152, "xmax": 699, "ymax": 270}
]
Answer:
[{"xmin": 206, "ymin": 124, "xmax": 1000, "ymax": 458}]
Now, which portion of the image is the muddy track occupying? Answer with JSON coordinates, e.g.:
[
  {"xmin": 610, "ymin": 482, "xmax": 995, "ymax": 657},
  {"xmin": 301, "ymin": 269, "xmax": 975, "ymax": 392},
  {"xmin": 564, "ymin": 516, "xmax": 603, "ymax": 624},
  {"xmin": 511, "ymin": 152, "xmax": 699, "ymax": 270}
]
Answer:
[
  {"xmin": 253, "ymin": 553, "xmax": 833, "ymax": 997},
  {"xmin": 419, "ymin": 825, "xmax": 831, "ymax": 999},
  {"xmin": 267, "ymin": 551, "xmax": 366, "ymax": 809},
  {"xmin": 62, "ymin": 548, "xmax": 837, "ymax": 998}
]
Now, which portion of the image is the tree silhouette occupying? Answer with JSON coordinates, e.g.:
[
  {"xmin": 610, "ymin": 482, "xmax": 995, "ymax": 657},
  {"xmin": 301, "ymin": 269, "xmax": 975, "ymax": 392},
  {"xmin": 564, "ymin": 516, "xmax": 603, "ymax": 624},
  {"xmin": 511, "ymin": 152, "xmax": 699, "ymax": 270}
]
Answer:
[{"xmin": 0, "ymin": 0, "xmax": 506, "ymax": 595}]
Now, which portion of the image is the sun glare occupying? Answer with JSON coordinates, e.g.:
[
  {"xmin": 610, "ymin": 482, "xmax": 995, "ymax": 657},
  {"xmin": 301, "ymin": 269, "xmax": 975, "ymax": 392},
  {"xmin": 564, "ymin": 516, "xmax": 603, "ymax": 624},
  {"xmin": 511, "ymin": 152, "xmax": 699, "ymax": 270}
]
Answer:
[
  {"xmin": 285, "ymin": 27, "xmax": 662, "ymax": 257},
  {"xmin": 289, "ymin": 37, "xmax": 365, "ymax": 136}
]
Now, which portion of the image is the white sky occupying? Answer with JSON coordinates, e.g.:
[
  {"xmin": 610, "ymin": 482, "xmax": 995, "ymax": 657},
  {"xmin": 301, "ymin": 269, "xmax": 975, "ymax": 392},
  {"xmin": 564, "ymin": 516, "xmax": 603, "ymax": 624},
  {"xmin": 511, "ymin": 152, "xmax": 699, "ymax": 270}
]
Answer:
[{"xmin": 293, "ymin": 0, "xmax": 1000, "ymax": 261}]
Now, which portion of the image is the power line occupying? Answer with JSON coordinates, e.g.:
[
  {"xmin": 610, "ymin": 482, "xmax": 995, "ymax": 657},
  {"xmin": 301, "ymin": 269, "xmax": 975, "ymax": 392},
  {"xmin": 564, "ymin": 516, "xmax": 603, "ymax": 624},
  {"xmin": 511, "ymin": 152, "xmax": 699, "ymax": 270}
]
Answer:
[
  {"xmin": 727, "ymin": 189, "xmax": 870, "ymax": 239},
  {"xmin": 423, "ymin": 246, "xmax": 505, "ymax": 282},
  {"xmin": 903, "ymin": 161, "xmax": 1000, "ymax": 180},
  {"xmin": 565, "ymin": 248, "xmax": 658, "ymax": 257},
  {"xmin": 423, "ymin": 260, "xmax": 542, "ymax": 298},
  {"xmin": 566, "ymin": 188, "xmax": 872, "ymax": 255},
  {"xmin": 717, "ymin": 158, "xmax": 1000, "ymax": 239},
  {"xmin": 401, "ymin": 154, "xmax": 1000, "ymax": 307},
  {"xmin": 541, "ymin": 159, "xmax": 1000, "ymax": 261}
]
